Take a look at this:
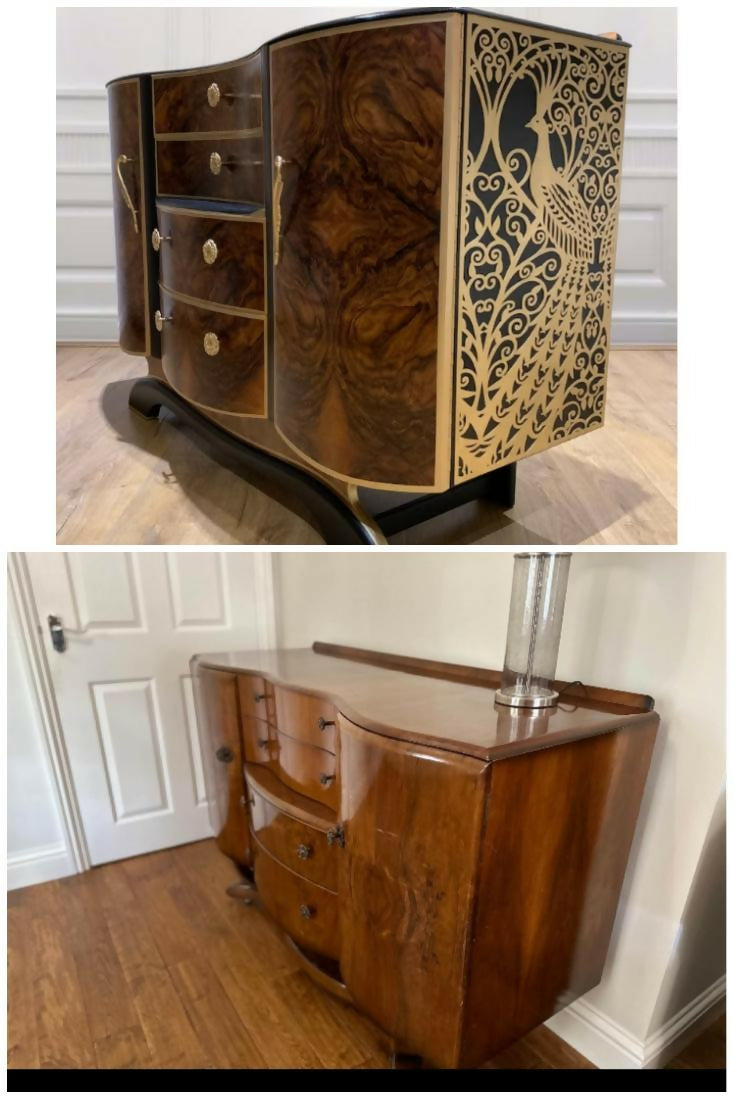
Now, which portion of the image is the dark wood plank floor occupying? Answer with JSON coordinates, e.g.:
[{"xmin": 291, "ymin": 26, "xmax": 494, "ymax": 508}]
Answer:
[{"xmin": 7, "ymin": 839, "xmax": 723, "ymax": 1070}]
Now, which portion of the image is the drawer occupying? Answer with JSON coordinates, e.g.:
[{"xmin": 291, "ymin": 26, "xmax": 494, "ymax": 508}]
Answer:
[
  {"xmin": 253, "ymin": 843, "xmax": 339, "ymax": 959},
  {"xmin": 274, "ymin": 730, "xmax": 338, "ymax": 812},
  {"xmin": 156, "ymin": 136, "xmax": 263, "ymax": 203},
  {"xmin": 250, "ymin": 787, "xmax": 337, "ymax": 891},
  {"xmin": 241, "ymin": 713, "xmax": 273, "ymax": 765},
  {"xmin": 155, "ymin": 206, "xmax": 265, "ymax": 312},
  {"xmin": 154, "ymin": 54, "xmax": 262, "ymax": 135},
  {"xmin": 237, "ymin": 674, "xmax": 273, "ymax": 723},
  {"xmin": 159, "ymin": 289, "xmax": 265, "ymax": 416},
  {"xmin": 272, "ymin": 686, "xmax": 338, "ymax": 752}
]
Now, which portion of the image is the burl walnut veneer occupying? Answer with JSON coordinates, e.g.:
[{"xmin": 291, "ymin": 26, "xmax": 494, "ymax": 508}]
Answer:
[
  {"xmin": 192, "ymin": 641, "xmax": 658, "ymax": 1069},
  {"xmin": 108, "ymin": 9, "xmax": 630, "ymax": 544}
]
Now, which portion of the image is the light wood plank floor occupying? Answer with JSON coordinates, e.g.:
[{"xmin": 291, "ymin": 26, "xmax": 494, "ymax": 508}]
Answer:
[
  {"xmin": 57, "ymin": 346, "xmax": 676, "ymax": 545},
  {"xmin": 7, "ymin": 840, "xmax": 721, "ymax": 1070}
]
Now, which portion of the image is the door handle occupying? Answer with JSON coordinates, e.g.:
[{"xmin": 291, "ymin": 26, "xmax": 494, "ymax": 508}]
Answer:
[
  {"xmin": 272, "ymin": 155, "xmax": 290, "ymax": 267},
  {"xmin": 115, "ymin": 154, "xmax": 139, "ymax": 234},
  {"xmin": 47, "ymin": 615, "xmax": 66, "ymax": 653}
]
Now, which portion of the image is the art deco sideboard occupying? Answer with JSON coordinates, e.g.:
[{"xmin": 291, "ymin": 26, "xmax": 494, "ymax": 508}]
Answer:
[
  {"xmin": 192, "ymin": 641, "xmax": 658, "ymax": 1069},
  {"xmin": 108, "ymin": 8, "xmax": 629, "ymax": 543}
]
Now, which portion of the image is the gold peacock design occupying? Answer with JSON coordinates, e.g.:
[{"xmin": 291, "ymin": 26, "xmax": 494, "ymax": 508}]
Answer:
[{"xmin": 455, "ymin": 18, "xmax": 628, "ymax": 481}]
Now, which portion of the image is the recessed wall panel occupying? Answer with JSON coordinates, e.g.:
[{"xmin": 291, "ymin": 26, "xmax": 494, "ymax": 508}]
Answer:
[
  {"xmin": 66, "ymin": 552, "xmax": 145, "ymax": 631},
  {"xmin": 166, "ymin": 553, "xmax": 229, "ymax": 628}
]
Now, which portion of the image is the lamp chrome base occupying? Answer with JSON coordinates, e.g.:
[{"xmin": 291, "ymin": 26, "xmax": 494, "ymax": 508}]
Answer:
[{"xmin": 494, "ymin": 687, "xmax": 559, "ymax": 709}]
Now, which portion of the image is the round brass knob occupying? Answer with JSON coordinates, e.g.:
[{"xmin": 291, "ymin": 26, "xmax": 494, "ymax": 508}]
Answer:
[
  {"xmin": 202, "ymin": 238, "xmax": 218, "ymax": 265},
  {"xmin": 154, "ymin": 309, "xmax": 171, "ymax": 332},
  {"xmin": 151, "ymin": 228, "xmax": 170, "ymax": 251},
  {"xmin": 209, "ymin": 151, "xmax": 222, "ymax": 176},
  {"xmin": 215, "ymin": 745, "xmax": 234, "ymax": 763},
  {"xmin": 203, "ymin": 332, "xmax": 220, "ymax": 357},
  {"xmin": 297, "ymin": 844, "xmax": 313, "ymax": 860},
  {"xmin": 207, "ymin": 82, "xmax": 221, "ymax": 108},
  {"xmin": 299, "ymin": 904, "xmax": 313, "ymax": 920}
]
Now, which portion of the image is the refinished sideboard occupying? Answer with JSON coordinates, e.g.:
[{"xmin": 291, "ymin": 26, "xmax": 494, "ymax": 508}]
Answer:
[
  {"xmin": 108, "ymin": 8, "xmax": 630, "ymax": 543},
  {"xmin": 192, "ymin": 641, "xmax": 658, "ymax": 1069}
]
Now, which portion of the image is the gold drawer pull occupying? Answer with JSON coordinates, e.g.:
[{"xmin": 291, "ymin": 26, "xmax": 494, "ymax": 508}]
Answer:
[
  {"xmin": 207, "ymin": 82, "xmax": 221, "ymax": 108},
  {"xmin": 299, "ymin": 904, "xmax": 314, "ymax": 920},
  {"xmin": 154, "ymin": 309, "xmax": 171, "ymax": 332},
  {"xmin": 319, "ymin": 772, "xmax": 335, "ymax": 787},
  {"xmin": 202, "ymin": 238, "xmax": 218, "ymax": 265},
  {"xmin": 273, "ymin": 155, "xmax": 290, "ymax": 267},
  {"xmin": 210, "ymin": 150, "xmax": 263, "ymax": 176},
  {"xmin": 203, "ymin": 331, "xmax": 220, "ymax": 356},
  {"xmin": 297, "ymin": 844, "xmax": 313, "ymax": 860},
  {"xmin": 151, "ymin": 228, "xmax": 171, "ymax": 252},
  {"xmin": 114, "ymin": 154, "xmax": 139, "ymax": 234}
]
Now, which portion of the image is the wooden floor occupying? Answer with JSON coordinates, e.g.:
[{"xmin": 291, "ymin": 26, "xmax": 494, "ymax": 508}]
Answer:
[
  {"xmin": 56, "ymin": 346, "xmax": 676, "ymax": 545},
  {"xmin": 7, "ymin": 840, "xmax": 722, "ymax": 1071}
]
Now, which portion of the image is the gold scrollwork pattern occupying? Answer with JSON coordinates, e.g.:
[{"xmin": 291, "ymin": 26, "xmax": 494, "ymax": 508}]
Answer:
[{"xmin": 454, "ymin": 17, "xmax": 628, "ymax": 481}]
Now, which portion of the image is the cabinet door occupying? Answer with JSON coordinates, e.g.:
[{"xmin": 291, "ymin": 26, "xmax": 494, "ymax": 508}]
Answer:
[
  {"xmin": 195, "ymin": 666, "xmax": 251, "ymax": 867},
  {"xmin": 337, "ymin": 716, "xmax": 487, "ymax": 1068},
  {"xmin": 108, "ymin": 78, "xmax": 152, "ymax": 355},
  {"xmin": 269, "ymin": 16, "xmax": 460, "ymax": 491}
]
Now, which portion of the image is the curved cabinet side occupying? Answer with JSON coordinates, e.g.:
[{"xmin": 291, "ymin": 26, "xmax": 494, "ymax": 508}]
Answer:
[
  {"xmin": 337, "ymin": 715, "xmax": 488, "ymax": 1068},
  {"xmin": 270, "ymin": 16, "xmax": 454, "ymax": 490},
  {"xmin": 108, "ymin": 78, "xmax": 152, "ymax": 355},
  {"xmin": 193, "ymin": 664, "xmax": 252, "ymax": 867}
]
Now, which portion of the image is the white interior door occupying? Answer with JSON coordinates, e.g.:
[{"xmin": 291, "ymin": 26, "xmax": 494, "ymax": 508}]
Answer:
[{"xmin": 25, "ymin": 552, "xmax": 274, "ymax": 865}]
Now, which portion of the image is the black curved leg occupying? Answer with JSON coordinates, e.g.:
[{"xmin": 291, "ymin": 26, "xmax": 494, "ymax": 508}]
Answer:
[{"xmin": 128, "ymin": 378, "xmax": 163, "ymax": 420}]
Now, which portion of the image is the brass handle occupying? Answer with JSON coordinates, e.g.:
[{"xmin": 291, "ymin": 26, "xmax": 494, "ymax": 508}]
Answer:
[
  {"xmin": 207, "ymin": 82, "xmax": 221, "ymax": 108},
  {"xmin": 202, "ymin": 238, "xmax": 218, "ymax": 265},
  {"xmin": 326, "ymin": 824, "xmax": 345, "ymax": 848},
  {"xmin": 203, "ymin": 332, "xmax": 220, "ymax": 356},
  {"xmin": 273, "ymin": 155, "xmax": 289, "ymax": 266},
  {"xmin": 257, "ymin": 737, "xmax": 269, "ymax": 749},
  {"xmin": 297, "ymin": 844, "xmax": 313, "ymax": 860},
  {"xmin": 154, "ymin": 309, "xmax": 171, "ymax": 332},
  {"xmin": 317, "ymin": 717, "xmax": 335, "ymax": 731},
  {"xmin": 319, "ymin": 773, "xmax": 335, "ymax": 787},
  {"xmin": 215, "ymin": 745, "xmax": 234, "ymax": 763},
  {"xmin": 115, "ymin": 154, "xmax": 139, "ymax": 234},
  {"xmin": 151, "ymin": 228, "xmax": 171, "ymax": 251},
  {"xmin": 254, "ymin": 692, "xmax": 265, "ymax": 703},
  {"xmin": 299, "ymin": 904, "xmax": 313, "ymax": 920}
]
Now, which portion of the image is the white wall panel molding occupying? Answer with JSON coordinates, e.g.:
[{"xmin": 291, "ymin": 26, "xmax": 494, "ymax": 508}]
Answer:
[
  {"xmin": 56, "ymin": 8, "xmax": 677, "ymax": 345},
  {"xmin": 7, "ymin": 844, "xmax": 78, "ymax": 892}
]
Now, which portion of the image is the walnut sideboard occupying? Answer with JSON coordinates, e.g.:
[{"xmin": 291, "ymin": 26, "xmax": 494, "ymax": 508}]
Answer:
[
  {"xmin": 192, "ymin": 641, "xmax": 658, "ymax": 1069},
  {"xmin": 108, "ymin": 8, "xmax": 630, "ymax": 544}
]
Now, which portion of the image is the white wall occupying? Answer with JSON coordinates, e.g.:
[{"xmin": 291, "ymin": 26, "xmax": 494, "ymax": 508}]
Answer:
[
  {"xmin": 7, "ymin": 583, "xmax": 77, "ymax": 889},
  {"xmin": 274, "ymin": 551, "xmax": 724, "ymax": 1067},
  {"xmin": 56, "ymin": 5, "xmax": 676, "ymax": 344}
]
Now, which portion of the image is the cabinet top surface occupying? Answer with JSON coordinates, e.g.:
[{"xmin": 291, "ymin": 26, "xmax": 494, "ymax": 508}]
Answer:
[
  {"xmin": 107, "ymin": 7, "xmax": 629, "ymax": 86},
  {"xmin": 193, "ymin": 645, "xmax": 655, "ymax": 762}
]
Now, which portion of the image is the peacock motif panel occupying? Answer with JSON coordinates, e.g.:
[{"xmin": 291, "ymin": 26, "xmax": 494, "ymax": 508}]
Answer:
[{"xmin": 454, "ymin": 17, "xmax": 629, "ymax": 482}]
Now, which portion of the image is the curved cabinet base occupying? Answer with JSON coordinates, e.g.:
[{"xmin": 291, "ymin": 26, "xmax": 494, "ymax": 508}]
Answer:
[{"xmin": 128, "ymin": 376, "xmax": 517, "ymax": 545}]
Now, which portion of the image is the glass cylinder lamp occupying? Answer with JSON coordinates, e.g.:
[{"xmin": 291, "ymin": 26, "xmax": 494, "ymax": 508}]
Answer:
[{"xmin": 495, "ymin": 552, "xmax": 572, "ymax": 709}]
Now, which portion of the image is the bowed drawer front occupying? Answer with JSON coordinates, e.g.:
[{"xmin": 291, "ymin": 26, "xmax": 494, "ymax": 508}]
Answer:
[
  {"xmin": 249, "ymin": 785, "xmax": 338, "ymax": 890},
  {"xmin": 154, "ymin": 55, "xmax": 263, "ymax": 135},
  {"xmin": 158, "ymin": 290, "xmax": 265, "ymax": 416},
  {"xmin": 155, "ymin": 206, "xmax": 265, "ymax": 312},
  {"xmin": 253, "ymin": 843, "xmax": 340, "ymax": 959}
]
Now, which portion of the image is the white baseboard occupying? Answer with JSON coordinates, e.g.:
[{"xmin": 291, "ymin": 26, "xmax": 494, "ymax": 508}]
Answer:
[
  {"xmin": 612, "ymin": 316, "xmax": 678, "ymax": 346},
  {"xmin": 57, "ymin": 313, "xmax": 119, "ymax": 343},
  {"xmin": 7, "ymin": 842, "xmax": 77, "ymax": 890},
  {"xmin": 546, "ymin": 977, "xmax": 726, "ymax": 1070}
]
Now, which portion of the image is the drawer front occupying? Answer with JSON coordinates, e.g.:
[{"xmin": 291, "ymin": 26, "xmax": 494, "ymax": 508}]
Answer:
[
  {"xmin": 250, "ymin": 788, "xmax": 337, "ymax": 891},
  {"xmin": 254, "ymin": 843, "xmax": 339, "ymax": 959},
  {"xmin": 156, "ymin": 207, "xmax": 265, "ymax": 312},
  {"xmin": 159, "ymin": 290, "xmax": 265, "ymax": 416},
  {"xmin": 272, "ymin": 686, "xmax": 337, "ymax": 752},
  {"xmin": 274, "ymin": 731, "xmax": 338, "ymax": 812},
  {"xmin": 237, "ymin": 674, "xmax": 272, "ymax": 723},
  {"xmin": 241, "ymin": 713, "xmax": 273, "ymax": 765},
  {"xmin": 154, "ymin": 54, "xmax": 262, "ymax": 135},
  {"xmin": 156, "ymin": 136, "xmax": 263, "ymax": 203}
]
